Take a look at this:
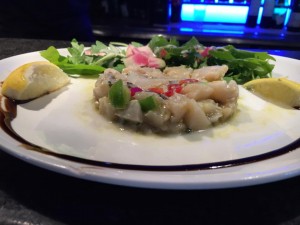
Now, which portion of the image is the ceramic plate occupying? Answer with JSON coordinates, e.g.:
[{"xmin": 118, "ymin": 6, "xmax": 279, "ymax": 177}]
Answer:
[{"xmin": 0, "ymin": 50, "xmax": 300, "ymax": 189}]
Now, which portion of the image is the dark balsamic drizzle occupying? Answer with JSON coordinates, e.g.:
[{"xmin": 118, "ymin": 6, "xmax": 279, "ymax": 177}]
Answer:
[{"xmin": 0, "ymin": 92, "xmax": 300, "ymax": 172}]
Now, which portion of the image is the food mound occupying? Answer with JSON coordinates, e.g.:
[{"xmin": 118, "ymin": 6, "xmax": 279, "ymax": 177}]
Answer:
[{"xmin": 93, "ymin": 65, "xmax": 239, "ymax": 133}]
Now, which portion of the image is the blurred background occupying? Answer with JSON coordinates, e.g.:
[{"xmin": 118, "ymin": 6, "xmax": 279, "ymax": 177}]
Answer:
[
  {"xmin": 90, "ymin": 0, "xmax": 300, "ymax": 49},
  {"xmin": 0, "ymin": 0, "xmax": 299, "ymax": 49}
]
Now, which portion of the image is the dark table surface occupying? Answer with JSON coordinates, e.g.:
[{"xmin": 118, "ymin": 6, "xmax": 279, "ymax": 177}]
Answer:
[{"xmin": 0, "ymin": 38, "xmax": 300, "ymax": 225}]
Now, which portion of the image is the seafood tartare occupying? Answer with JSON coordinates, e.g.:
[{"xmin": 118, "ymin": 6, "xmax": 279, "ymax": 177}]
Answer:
[{"xmin": 93, "ymin": 65, "xmax": 239, "ymax": 133}]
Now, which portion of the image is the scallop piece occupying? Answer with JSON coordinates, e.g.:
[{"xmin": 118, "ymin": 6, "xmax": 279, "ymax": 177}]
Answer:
[
  {"xmin": 191, "ymin": 65, "xmax": 228, "ymax": 81},
  {"xmin": 127, "ymin": 72, "xmax": 169, "ymax": 90},
  {"xmin": 199, "ymin": 99, "xmax": 223, "ymax": 123},
  {"xmin": 134, "ymin": 92, "xmax": 171, "ymax": 130},
  {"xmin": 93, "ymin": 78, "xmax": 110, "ymax": 100},
  {"xmin": 123, "ymin": 66, "xmax": 164, "ymax": 78},
  {"xmin": 115, "ymin": 100, "xmax": 143, "ymax": 123},
  {"xmin": 221, "ymin": 102, "xmax": 238, "ymax": 121},
  {"xmin": 209, "ymin": 80, "xmax": 239, "ymax": 104},
  {"xmin": 163, "ymin": 66, "xmax": 193, "ymax": 79},
  {"xmin": 103, "ymin": 68, "xmax": 120, "ymax": 75},
  {"xmin": 166, "ymin": 94, "xmax": 189, "ymax": 123},
  {"xmin": 97, "ymin": 97, "xmax": 116, "ymax": 121},
  {"xmin": 144, "ymin": 107, "xmax": 171, "ymax": 131},
  {"xmin": 104, "ymin": 68, "xmax": 127, "ymax": 80},
  {"xmin": 184, "ymin": 99, "xmax": 211, "ymax": 130},
  {"xmin": 181, "ymin": 82, "xmax": 214, "ymax": 101}
]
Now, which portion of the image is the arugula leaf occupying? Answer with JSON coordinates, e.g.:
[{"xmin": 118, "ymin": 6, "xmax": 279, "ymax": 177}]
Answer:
[
  {"xmin": 90, "ymin": 41, "xmax": 108, "ymax": 54},
  {"xmin": 148, "ymin": 35, "xmax": 178, "ymax": 50},
  {"xmin": 40, "ymin": 46, "xmax": 68, "ymax": 64},
  {"xmin": 67, "ymin": 39, "xmax": 85, "ymax": 64},
  {"xmin": 148, "ymin": 36, "xmax": 203, "ymax": 68},
  {"xmin": 40, "ymin": 46, "xmax": 105, "ymax": 75},
  {"xmin": 222, "ymin": 45, "xmax": 275, "ymax": 61},
  {"xmin": 55, "ymin": 63, "xmax": 105, "ymax": 76},
  {"xmin": 147, "ymin": 36, "xmax": 275, "ymax": 84},
  {"xmin": 181, "ymin": 36, "xmax": 202, "ymax": 49},
  {"xmin": 40, "ymin": 38, "xmax": 128, "ymax": 76},
  {"xmin": 208, "ymin": 46, "xmax": 275, "ymax": 84}
]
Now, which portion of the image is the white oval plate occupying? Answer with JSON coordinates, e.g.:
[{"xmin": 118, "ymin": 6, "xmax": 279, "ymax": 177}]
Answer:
[{"xmin": 0, "ymin": 50, "xmax": 300, "ymax": 189}]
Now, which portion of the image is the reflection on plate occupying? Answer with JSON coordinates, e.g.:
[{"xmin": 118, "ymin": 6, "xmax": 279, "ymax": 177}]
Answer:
[{"xmin": 0, "ymin": 50, "xmax": 300, "ymax": 189}]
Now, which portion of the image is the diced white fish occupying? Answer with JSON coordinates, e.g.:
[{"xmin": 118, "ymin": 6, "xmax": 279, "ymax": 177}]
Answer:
[
  {"xmin": 123, "ymin": 66, "xmax": 164, "ymax": 78},
  {"xmin": 126, "ymin": 72, "xmax": 169, "ymax": 90},
  {"xmin": 144, "ymin": 108, "xmax": 171, "ymax": 132},
  {"xmin": 166, "ymin": 94, "xmax": 189, "ymax": 123},
  {"xmin": 199, "ymin": 99, "xmax": 223, "ymax": 123},
  {"xmin": 163, "ymin": 66, "xmax": 193, "ymax": 79},
  {"xmin": 181, "ymin": 82, "xmax": 213, "ymax": 101},
  {"xmin": 191, "ymin": 65, "xmax": 228, "ymax": 81},
  {"xmin": 97, "ymin": 97, "xmax": 116, "ymax": 121},
  {"xmin": 116, "ymin": 100, "xmax": 143, "ymax": 123},
  {"xmin": 184, "ymin": 99, "xmax": 211, "ymax": 130},
  {"xmin": 93, "ymin": 78, "xmax": 110, "ymax": 100},
  {"xmin": 209, "ymin": 80, "xmax": 239, "ymax": 104}
]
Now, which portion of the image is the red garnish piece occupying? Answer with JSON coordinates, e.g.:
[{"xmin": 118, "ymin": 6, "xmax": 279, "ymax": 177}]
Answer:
[
  {"xmin": 160, "ymin": 48, "xmax": 168, "ymax": 58},
  {"xmin": 168, "ymin": 83, "xmax": 182, "ymax": 93},
  {"xmin": 130, "ymin": 87, "xmax": 143, "ymax": 96},
  {"xmin": 164, "ymin": 83, "xmax": 183, "ymax": 97},
  {"xmin": 200, "ymin": 47, "xmax": 212, "ymax": 57},
  {"xmin": 148, "ymin": 87, "xmax": 164, "ymax": 94},
  {"xmin": 164, "ymin": 90, "xmax": 174, "ymax": 97}
]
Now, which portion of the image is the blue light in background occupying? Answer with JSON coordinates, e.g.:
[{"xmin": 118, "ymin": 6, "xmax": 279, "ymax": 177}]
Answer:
[
  {"xmin": 180, "ymin": 27, "xmax": 245, "ymax": 34},
  {"xmin": 181, "ymin": 3, "xmax": 291, "ymax": 25},
  {"xmin": 181, "ymin": 4, "xmax": 249, "ymax": 23},
  {"xmin": 202, "ymin": 29, "xmax": 245, "ymax": 34},
  {"xmin": 257, "ymin": 6, "xmax": 290, "ymax": 25},
  {"xmin": 180, "ymin": 27, "xmax": 194, "ymax": 32}
]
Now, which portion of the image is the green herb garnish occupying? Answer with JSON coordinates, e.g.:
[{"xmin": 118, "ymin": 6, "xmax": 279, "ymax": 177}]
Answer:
[
  {"xmin": 207, "ymin": 45, "xmax": 275, "ymax": 84},
  {"xmin": 108, "ymin": 80, "xmax": 130, "ymax": 109},
  {"xmin": 138, "ymin": 96, "xmax": 158, "ymax": 112},
  {"xmin": 41, "ymin": 36, "xmax": 276, "ymax": 84},
  {"xmin": 147, "ymin": 36, "xmax": 276, "ymax": 84},
  {"xmin": 40, "ymin": 45, "xmax": 105, "ymax": 76},
  {"xmin": 40, "ymin": 39, "xmax": 128, "ymax": 76}
]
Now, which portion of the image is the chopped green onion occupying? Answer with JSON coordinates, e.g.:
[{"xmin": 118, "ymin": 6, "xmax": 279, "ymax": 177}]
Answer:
[
  {"xmin": 139, "ymin": 96, "xmax": 158, "ymax": 112},
  {"xmin": 108, "ymin": 80, "xmax": 130, "ymax": 109}
]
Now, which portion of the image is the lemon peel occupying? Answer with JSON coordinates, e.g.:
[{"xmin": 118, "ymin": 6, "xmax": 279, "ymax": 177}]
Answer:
[
  {"xmin": 1, "ymin": 61, "xmax": 70, "ymax": 101},
  {"xmin": 243, "ymin": 77, "xmax": 300, "ymax": 108}
]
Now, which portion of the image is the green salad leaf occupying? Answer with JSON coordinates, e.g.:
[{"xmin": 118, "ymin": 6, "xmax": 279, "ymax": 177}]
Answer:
[
  {"xmin": 40, "ymin": 36, "xmax": 276, "ymax": 84},
  {"xmin": 40, "ymin": 45, "xmax": 105, "ymax": 76},
  {"xmin": 147, "ymin": 36, "xmax": 276, "ymax": 84},
  {"xmin": 149, "ymin": 36, "xmax": 204, "ymax": 68},
  {"xmin": 207, "ymin": 45, "xmax": 275, "ymax": 84},
  {"xmin": 40, "ymin": 39, "xmax": 127, "ymax": 76}
]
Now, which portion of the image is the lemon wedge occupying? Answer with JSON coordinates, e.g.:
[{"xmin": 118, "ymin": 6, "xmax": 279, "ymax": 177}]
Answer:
[
  {"xmin": 243, "ymin": 77, "xmax": 300, "ymax": 108},
  {"xmin": 1, "ymin": 61, "xmax": 70, "ymax": 101}
]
